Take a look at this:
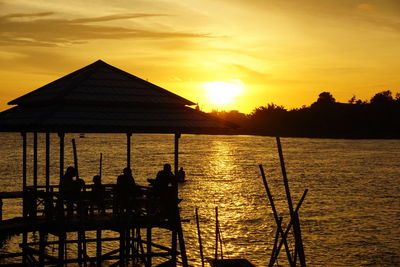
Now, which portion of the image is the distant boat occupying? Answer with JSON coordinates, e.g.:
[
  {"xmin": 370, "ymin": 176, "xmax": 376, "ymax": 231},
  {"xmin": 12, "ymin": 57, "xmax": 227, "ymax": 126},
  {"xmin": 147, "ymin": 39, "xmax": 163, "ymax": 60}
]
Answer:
[{"xmin": 79, "ymin": 133, "xmax": 85, "ymax": 138}]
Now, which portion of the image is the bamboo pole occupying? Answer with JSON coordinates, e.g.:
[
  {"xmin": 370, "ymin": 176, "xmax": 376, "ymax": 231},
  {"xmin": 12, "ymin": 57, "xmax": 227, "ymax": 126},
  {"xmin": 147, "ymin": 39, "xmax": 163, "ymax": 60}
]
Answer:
[
  {"xmin": 215, "ymin": 206, "xmax": 219, "ymax": 260},
  {"xmin": 276, "ymin": 137, "xmax": 306, "ymax": 267},
  {"xmin": 269, "ymin": 189, "xmax": 308, "ymax": 267},
  {"xmin": 259, "ymin": 164, "xmax": 294, "ymax": 267},
  {"xmin": 72, "ymin": 139, "xmax": 79, "ymax": 180},
  {"xmin": 269, "ymin": 217, "xmax": 282, "ymax": 265},
  {"xmin": 195, "ymin": 208, "xmax": 205, "ymax": 267}
]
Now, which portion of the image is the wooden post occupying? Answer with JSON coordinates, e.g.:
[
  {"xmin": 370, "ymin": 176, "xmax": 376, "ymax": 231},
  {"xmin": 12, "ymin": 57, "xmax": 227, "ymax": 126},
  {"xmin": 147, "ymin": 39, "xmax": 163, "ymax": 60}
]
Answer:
[
  {"xmin": 21, "ymin": 132, "xmax": 27, "ymax": 203},
  {"xmin": 58, "ymin": 133, "xmax": 65, "ymax": 180},
  {"xmin": 259, "ymin": 165, "xmax": 293, "ymax": 267},
  {"xmin": 146, "ymin": 227, "xmax": 152, "ymax": 267},
  {"xmin": 276, "ymin": 137, "xmax": 306, "ymax": 267},
  {"xmin": 215, "ymin": 207, "xmax": 219, "ymax": 260},
  {"xmin": 72, "ymin": 139, "xmax": 79, "ymax": 179},
  {"xmin": 174, "ymin": 133, "xmax": 181, "ymax": 175},
  {"xmin": 0, "ymin": 198, "xmax": 2, "ymax": 221},
  {"xmin": 171, "ymin": 229, "xmax": 177, "ymax": 265},
  {"xmin": 99, "ymin": 153, "xmax": 103, "ymax": 177},
  {"xmin": 58, "ymin": 233, "xmax": 65, "ymax": 265},
  {"xmin": 33, "ymin": 132, "xmax": 38, "ymax": 189},
  {"xmin": 120, "ymin": 229, "xmax": 126, "ymax": 267},
  {"xmin": 127, "ymin": 133, "xmax": 132, "ymax": 169},
  {"xmin": 270, "ymin": 189, "xmax": 308, "ymax": 267},
  {"xmin": 39, "ymin": 231, "xmax": 45, "ymax": 265},
  {"xmin": 270, "ymin": 217, "xmax": 282, "ymax": 265},
  {"xmin": 46, "ymin": 133, "xmax": 50, "ymax": 193},
  {"xmin": 21, "ymin": 132, "xmax": 27, "ymax": 265},
  {"xmin": 195, "ymin": 208, "xmax": 205, "ymax": 267},
  {"xmin": 177, "ymin": 209, "xmax": 189, "ymax": 267},
  {"xmin": 96, "ymin": 230, "xmax": 102, "ymax": 266}
]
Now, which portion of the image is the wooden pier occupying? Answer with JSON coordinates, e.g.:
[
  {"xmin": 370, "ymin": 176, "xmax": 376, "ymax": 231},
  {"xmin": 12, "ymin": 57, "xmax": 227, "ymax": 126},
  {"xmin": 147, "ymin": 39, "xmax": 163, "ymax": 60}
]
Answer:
[{"xmin": 0, "ymin": 185, "xmax": 188, "ymax": 266}]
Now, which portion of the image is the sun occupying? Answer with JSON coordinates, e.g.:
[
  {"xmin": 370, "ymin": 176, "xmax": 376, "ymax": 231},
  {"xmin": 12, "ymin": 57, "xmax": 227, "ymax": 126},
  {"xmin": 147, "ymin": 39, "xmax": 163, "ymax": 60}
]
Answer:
[{"xmin": 203, "ymin": 80, "xmax": 244, "ymax": 107}]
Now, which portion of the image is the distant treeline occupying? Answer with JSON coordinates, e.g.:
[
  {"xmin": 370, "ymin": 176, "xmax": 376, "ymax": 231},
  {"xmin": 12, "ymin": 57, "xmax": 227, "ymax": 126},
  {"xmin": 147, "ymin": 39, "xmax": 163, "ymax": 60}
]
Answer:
[{"xmin": 209, "ymin": 90, "xmax": 400, "ymax": 138}]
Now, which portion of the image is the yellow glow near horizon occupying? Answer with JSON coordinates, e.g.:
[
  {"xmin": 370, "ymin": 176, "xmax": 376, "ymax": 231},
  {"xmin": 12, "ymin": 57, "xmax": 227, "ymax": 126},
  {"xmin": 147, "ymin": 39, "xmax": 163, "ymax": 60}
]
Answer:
[{"xmin": 203, "ymin": 80, "xmax": 244, "ymax": 107}]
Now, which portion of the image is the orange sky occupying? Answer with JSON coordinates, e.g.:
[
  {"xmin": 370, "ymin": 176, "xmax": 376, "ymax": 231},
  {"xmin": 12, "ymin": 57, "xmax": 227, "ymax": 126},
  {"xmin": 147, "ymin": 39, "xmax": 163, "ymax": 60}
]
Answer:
[{"xmin": 0, "ymin": 0, "xmax": 399, "ymax": 113}]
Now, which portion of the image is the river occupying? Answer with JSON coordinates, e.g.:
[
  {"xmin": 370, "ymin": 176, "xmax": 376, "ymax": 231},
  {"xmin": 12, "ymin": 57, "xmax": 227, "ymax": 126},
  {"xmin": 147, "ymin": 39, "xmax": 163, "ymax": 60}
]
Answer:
[{"xmin": 0, "ymin": 133, "xmax": 399, "ymax": 266}]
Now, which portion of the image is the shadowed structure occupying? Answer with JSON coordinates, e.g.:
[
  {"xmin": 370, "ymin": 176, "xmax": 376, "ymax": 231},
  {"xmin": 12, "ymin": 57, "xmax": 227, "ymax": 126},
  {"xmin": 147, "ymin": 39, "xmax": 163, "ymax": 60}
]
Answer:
[
  {"xmin": 0, "ymin": 60, "xmax": 235, "ymax": 266},
  {"xmin": 0, "ymin": 59, "xmax": 233, "ymax": 133}
]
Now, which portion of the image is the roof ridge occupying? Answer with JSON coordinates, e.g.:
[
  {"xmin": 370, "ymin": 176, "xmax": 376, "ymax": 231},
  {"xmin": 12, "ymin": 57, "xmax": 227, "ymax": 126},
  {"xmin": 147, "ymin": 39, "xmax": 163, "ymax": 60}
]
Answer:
[
  {"xmin": 99, "ymin": 61, "xmax": 195, "ymax": 106},
  {"xmin": 8, "ymin": 60, "xmax": 103, "ymax": 105}
]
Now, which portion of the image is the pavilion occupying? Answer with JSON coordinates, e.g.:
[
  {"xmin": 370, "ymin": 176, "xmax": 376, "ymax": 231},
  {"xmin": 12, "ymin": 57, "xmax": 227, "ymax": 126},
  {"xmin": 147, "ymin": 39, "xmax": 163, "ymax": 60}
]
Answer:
[{"xmin": 0, "ymin": 60, "xmax": 234, "ymax": 266}]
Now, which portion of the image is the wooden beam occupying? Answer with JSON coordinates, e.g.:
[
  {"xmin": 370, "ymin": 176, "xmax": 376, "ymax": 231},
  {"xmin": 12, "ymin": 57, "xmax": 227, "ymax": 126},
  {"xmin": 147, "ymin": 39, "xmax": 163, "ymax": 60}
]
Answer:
[
  {"xmin": 58, "ymin": 133, "xmax": 65, "ymax": 180},
  {"xmin": 127, "ymin": 133, "xmax": 132, "ymax": 169},
  {"xmin": 33, "ymin": 132, "xmax": 38, "ymax": 189},
  {"xmin": 45, "ymin": 133, "xmax": 50, "ymax": 193},
  {"xmin": 174, "ymin": 133, "xmax": 181, "ymax": 175}
]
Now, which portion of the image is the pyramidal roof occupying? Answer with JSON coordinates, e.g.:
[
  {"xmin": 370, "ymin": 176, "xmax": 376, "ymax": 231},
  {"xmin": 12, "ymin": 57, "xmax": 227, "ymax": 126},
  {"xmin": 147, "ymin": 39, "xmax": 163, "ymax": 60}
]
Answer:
[
  {"xmin": 0, "ymin": 60, "xmax": 234, "ymax": 134},
  {"xmin": 9, "ymin": 59, "xmax": 195, "ymax": 107}
]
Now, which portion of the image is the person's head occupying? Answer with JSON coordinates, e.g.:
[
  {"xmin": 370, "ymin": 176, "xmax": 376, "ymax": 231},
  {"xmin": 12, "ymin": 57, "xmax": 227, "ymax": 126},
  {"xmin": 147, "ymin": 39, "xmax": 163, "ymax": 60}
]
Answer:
[
  {"xmin": 179, "ymin": 167, "xmax": 183, "ymax": 171},
  {"xmin": 93, "ymin": 175, "xmax": 101, "ymax": 184},
  {"xmin": 123, "ymin": 167, "xmax": 132, "ymax": 176},
  {"xmin": 163, "ymin": 163, "xmax": 171, "ymax": 172},
  {"xmin": 65, "ymin": 166, "xmax": 76, "ymax": 177}
]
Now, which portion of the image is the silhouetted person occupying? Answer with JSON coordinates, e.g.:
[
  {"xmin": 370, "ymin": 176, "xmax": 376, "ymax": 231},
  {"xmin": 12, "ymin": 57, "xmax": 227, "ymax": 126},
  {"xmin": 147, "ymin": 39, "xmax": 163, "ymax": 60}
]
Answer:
[
  {"xmin": 91, "ymin": 175, "xmax": 105, "ymax": 214},
  {"xmin": 176, "ymin": 167, "xmax": 186, "ymax": 182},
  {"xmin": 115, "ymin": 167, "xmax": 136, "ymax": 213},
  {"xmin": 59, "ymin": 166, "xmax": 76, "ymax": 195},
  {"xmin": 59, "ymin": 166, "xmax": 76, "ymax": 216},
  {"xmin": 155, "ymin": 164, "xmax": 175, "ymax": 190},
  {"xmin": 154, "ymin": 164, "xmax": 177, "ymax": 218}
]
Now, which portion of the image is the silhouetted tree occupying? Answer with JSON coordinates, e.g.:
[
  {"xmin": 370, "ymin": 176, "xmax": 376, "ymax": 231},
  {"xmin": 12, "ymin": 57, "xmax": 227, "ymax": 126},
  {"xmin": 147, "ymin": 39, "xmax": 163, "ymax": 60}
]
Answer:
[
  {"xmin": 316, "ymin": 92, "xmax": 336, "ymax": 104},
  {"xmin": 206, "ymin": 90, "xmax": 400, "ymax": 138},
  {"xmin": 370, "ymin": 90, "xmax": 393, "ymax": 105},
  {"xmin": 348, "ymin": 95, "xmax": 356, "ymax": 104}
]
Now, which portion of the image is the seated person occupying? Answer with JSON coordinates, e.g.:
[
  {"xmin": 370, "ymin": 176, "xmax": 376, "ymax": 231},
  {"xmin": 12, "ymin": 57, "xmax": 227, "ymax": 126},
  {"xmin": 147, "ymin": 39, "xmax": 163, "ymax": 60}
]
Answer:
[
  {"xmin": 115, "ymin": 167, "xmax": 136, "ymax": 213},
  {"xmin": 91, "ymin": 175, "xmax": 105, "ymax": 214},
  {"xmin": 154, "ymin": 163, "xmax": 175, "ymax": 191},
  {"xmin": 176, "ymin": 167, "xmax": 186, "ymax": 182},
  {"xmin": 153, "ymin": 164, "xmax": 177, "ymax": 218}
]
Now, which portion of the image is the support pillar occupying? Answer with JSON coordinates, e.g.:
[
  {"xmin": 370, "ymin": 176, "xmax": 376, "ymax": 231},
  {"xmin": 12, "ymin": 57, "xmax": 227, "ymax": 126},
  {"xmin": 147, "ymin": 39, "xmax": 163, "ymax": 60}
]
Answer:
[
  {"xmin": 58, "ymin": 133, "xmax": 65, "ymax": 179},
  {"xmin": 21, "ymin": 132, "xmax": 27, "ymax": 264},
  {"xmin": 45, "ymin": 133, "xmax": 50, "ymax": 192},
  {"xmin": 146, "ymin": 227, "xmax": 152, "ymax": 267},
  {"xmin": 33, "ymin": 132, "xmax": 38, "ymax": 189},
  {"xmin": 96, "ymin": 230, "xmax": 102, "ymax": 266},
  {"xmin": 174, "ymin": 133, "xmax": 181, "ymax": 175},
  {"xmin": 127, "ymin": 133, "xmax": 132, "ymax": 169}
]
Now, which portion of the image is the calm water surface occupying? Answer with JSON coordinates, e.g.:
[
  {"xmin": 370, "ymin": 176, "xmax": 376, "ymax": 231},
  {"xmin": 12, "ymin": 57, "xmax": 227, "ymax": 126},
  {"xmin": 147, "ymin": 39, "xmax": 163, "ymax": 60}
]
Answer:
[{"xmin": 0, "ymin": 133, "xmax": 399, "ymax": 266}]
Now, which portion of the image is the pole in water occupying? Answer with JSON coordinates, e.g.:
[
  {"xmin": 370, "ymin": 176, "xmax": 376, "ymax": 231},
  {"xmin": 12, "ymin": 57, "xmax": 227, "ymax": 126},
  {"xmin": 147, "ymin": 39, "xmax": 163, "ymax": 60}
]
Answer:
[
  {"xmin": 72, "ymin": 138, "xmax": 80, "ymax": 179},
  {"xmin": 275, "ymin": 137, "xmax": 307, "ymax": 267},
  {"xmin": 259, "ymin": 164, "xmax": 294, "ymax": 267},
  {"xmin": 195, "ymin": 208, "xmax": 205, "ymax": 267}
]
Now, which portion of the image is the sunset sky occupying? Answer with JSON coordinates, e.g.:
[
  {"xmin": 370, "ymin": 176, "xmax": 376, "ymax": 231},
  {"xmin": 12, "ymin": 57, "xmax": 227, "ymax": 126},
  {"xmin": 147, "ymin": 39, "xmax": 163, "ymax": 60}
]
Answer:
[{"xmin": 0, "ymin": 0, "xmax": 399, "ymax": 113}]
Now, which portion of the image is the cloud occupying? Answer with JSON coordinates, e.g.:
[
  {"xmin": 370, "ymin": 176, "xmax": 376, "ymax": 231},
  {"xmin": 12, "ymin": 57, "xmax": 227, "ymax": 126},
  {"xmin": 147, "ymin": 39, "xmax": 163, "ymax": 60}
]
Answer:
[
  {"xmin": 357, "ymin": 3, "xmax": 375, "ymax": 11},
  {"xmin": 0, "ymin": 12, "xmax": 211, "ymax": 47}
]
